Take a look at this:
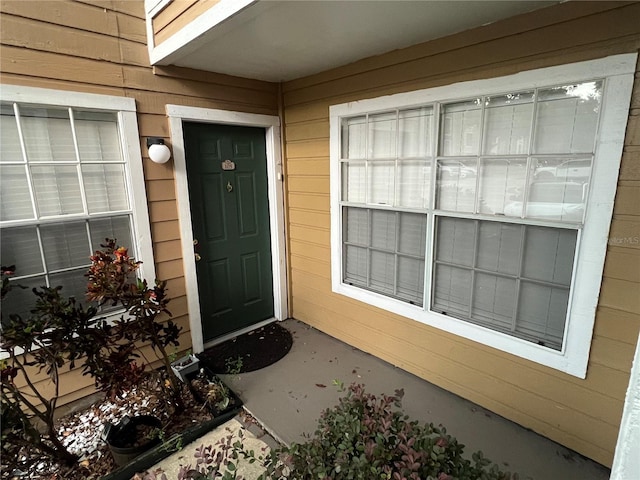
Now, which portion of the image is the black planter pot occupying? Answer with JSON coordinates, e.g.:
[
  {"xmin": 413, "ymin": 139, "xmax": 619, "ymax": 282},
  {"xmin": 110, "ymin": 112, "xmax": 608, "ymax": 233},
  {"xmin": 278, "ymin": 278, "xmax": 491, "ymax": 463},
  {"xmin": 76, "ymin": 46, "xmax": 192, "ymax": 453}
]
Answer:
[{"xmin": 104, "ymin": 415, "xmax": 163, "ymax": 467}]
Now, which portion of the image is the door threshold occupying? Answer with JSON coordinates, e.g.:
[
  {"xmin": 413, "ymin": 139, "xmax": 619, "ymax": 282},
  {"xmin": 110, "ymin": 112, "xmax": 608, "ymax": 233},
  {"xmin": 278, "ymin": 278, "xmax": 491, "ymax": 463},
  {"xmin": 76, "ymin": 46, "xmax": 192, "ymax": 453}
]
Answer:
[{"xmin": 203, "ymin": 317, "xmax": 278, "ymax": 349}]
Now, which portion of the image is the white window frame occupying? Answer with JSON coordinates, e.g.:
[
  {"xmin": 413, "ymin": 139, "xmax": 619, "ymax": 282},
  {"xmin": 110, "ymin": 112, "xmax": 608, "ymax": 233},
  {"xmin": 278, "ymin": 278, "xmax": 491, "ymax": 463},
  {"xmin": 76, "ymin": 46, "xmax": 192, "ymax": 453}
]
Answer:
[
  {"xmin": 0, "ymin": 85, "xmax": 156, "ymax": 310},
  {"xmin": 329, "ymin": 54, "xmax": 636, "ymax": 378}
]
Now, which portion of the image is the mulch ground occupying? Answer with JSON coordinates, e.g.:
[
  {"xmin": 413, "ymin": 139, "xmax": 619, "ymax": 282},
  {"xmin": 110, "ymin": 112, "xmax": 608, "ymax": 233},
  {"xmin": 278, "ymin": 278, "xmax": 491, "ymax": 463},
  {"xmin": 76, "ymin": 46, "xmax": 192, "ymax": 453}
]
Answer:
[
  {"xmin": 2, "ymin": 376, "xmax": 214, "ymax": 480},
  {"xmin": 198, "ymin": 322, "xmax": 293, "ymax": 374}
]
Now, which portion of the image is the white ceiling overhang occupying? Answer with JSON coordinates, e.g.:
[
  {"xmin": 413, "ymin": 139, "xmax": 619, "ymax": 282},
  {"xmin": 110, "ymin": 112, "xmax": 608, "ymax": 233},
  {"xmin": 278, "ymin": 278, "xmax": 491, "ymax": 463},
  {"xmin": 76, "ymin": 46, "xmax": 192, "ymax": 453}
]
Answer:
[{"xmin": 149, "ymin": 0, "xmax": 558, "ymax": 83}]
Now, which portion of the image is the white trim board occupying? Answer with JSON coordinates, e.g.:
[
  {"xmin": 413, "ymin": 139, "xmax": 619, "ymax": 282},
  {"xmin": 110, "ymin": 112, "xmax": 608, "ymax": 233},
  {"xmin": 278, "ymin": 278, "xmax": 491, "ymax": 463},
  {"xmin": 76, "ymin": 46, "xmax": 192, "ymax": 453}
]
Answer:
[{"xmin": 167, "ymin": 105, "xmax": 288, "ymax": 354}]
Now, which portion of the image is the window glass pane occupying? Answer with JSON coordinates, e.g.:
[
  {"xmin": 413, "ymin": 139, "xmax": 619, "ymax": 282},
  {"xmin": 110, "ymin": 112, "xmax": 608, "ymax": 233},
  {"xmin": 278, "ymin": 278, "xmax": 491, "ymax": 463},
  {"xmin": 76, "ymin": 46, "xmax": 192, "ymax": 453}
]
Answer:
[
  {"xmin": 435, "ymin": 217, "xmax": 474, "ymax": 267},
  {"xmin": 482, "ymin": 92, "xmax": 533, "ymax": 155},
  {"xmin": 371, "ymin": 210, "xmax": 396, "ymax": 251},
  {"xmin": 344, "ymin": 207, "xmax": 369, "ymax": 246},
  {"xmin": 0, "ymin": 165, "xmax": 33, "ymax": 221},
  {"xmin": 82, "ymin": 164, "xmax": 129, "ymax": 213},
  {"xmin": 1, "ymin": 104, "xmax": 22, "ymax": 163},
  {"xmin": 479, "ymin": 158, "xmax": 527, "ymax": 216},
  {"xmin": 40, "ymin": 221, "xmax": 91, "ymax": 271},
  {"xmin": 517, "ymin": 282, "xmax": 568, "ymax": 350},
  {"xmin": 534, "ymin": 81, "xmax": 602, "ymax": 154},
  {"xmin": 526, "ymin": 158, "xmax": 589, "ymax": 223},
  {"xmin": 432, "ymin": 264, "xmax": 471, "ymax": 316},
  {"xmin": 0, "ymin": 226, "xmax": 43, "ymax": 276},
  {"xmin": 20, "ymin": 107, "xmax": 76, "ymax": 162},
  {"xmin": 74, "ymin": 111, "xmax": 121, "ymax": 162},
  {"xmin": 398, "ymin": 213, "xmax": 426, "ymax": 257},
  {"xmin": 32, "ymin": 165, "xmax": 83, "ymax": 216},
  {"xmin": 436, "ymin": 159, "xmax": 477, "ymax": 212},
  {"xmin": 368, "ymin": 160, "xmax": 395, "ymax": 205},
  {"xmin": 89, "ymin": 216, "xmax": 132, "ymax": 253},
  {"xmin": 368, "ymin": 112, "xmax": 396, "ymax": 159},
  {"xmin": 370, "ymin": 250, "xmax": 395, "ymax": 295},
  {"xmin": 1, "ymin": 275, "xmax": 46, "ymax": 323},
  {"xmin": 477, "ymin": 222, "xmax": 522, "ymax": 276},
  {"xmin": 522, "ymin": 226, "xmax": 576, "ymax": 285},
  {"xmin": 398, "ymin": 107, "xmax": 432, "ymax": 158},
  {"xmin": 344, "ymin": 244, "xmax": 368, "ymax": 286},
  {"xmin": 49, "ymin": 268, "xmax": 92, "ymax": 304},
  {"xmin": 472, "ymin": 273, "xmax": 516, "ymax": 328},
  {"xmin": 341, "ymin": 116, "xmax": 366, "ymax": 159},
  {"xmin": 341, "ymin": 161, "xmax": 366, "ymax": 203},
  {"xmin": 440, "ymin": 99, "xmax": 481, "ymax": 156},
  {"xmin": 397, "ymin": 159, "xmax": 430, "ymax": 209},
  {"xmin": 397, "ymin": 256, "xmax": 424, "ymax": 305}
]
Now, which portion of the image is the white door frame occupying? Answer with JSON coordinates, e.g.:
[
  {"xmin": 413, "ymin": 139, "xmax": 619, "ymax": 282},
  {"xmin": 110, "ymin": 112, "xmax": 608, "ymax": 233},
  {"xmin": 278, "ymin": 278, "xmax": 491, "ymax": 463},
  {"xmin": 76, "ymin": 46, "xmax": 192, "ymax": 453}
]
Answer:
[{"xmin": 167, "ymin": 105, "xmax": 288, "ymax": 353}]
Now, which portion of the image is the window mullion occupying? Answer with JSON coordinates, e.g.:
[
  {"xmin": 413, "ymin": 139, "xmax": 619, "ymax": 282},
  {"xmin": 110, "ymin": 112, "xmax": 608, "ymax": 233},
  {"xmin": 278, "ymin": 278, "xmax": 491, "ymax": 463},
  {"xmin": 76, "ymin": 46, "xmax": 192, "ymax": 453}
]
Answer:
[
  {"xmin": 512, "ymin": 224, "xmax": 527, "ymax": 333},
  {"xmin": 468, "ymin": 219, "xmax": 479, "ymax": 318},
  {"xmin": 69, "ymin": 109, "xmax": 90, "ymax": 216},
  {"xmin": 13, "ymin": 104, "xmax": 39, "ymax": 221}
]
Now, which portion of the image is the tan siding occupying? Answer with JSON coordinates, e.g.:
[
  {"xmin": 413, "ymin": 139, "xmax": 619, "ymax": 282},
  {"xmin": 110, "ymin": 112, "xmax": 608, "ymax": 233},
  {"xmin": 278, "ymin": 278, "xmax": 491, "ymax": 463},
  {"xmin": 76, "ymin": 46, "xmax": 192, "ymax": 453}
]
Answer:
[
  {"xmin": 153, "ymin": 0, "xmax": 219, "ymax": 47},
  {"xmin": 281, "ymin": 1, "xmax": 640, "ymax": 467},
  {"xmin": 0, "ymin": 0, "xmax": 278, "ymax": 409}
]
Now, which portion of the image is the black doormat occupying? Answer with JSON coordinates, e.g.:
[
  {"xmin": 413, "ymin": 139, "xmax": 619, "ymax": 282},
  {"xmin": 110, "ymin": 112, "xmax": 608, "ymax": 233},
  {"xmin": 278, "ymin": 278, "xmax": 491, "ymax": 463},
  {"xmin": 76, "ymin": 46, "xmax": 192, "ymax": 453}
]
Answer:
[{"xmin": 198, "ymin": 322, "xmax": 293, "ymax": 374}]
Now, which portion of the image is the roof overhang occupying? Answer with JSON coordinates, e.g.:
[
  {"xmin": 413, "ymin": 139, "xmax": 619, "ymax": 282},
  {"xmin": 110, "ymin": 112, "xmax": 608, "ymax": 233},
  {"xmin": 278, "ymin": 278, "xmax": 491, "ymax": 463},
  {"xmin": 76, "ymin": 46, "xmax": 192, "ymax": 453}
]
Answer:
[{"xmin": 148, "ymin": 0, "xmax": 558, "ymax": 83}]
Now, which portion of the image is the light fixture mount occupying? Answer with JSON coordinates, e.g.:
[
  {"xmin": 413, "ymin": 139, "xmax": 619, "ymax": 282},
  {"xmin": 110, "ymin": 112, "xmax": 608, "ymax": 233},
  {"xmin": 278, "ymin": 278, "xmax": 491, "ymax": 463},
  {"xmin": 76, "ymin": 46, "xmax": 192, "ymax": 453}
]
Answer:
[{"xmin": 146, "ymin": 137, "xmax": 171, "ymax": 164}]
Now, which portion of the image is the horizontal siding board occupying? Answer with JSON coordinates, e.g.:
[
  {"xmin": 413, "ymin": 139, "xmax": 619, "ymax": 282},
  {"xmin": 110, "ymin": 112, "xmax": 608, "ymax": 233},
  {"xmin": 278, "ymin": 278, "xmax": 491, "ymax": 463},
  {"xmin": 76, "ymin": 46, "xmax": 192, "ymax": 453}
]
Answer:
[
  {"xmin": 599, "ymin": 277, "xmax": 640, "ymax": 313},
  {"xmin": 289, "ymin": 224, "xmax": 330, "ymax": 246},
  {"xmin": 146, "ymin": 179, "xmax": 177, "ymax": 202},
  {"xmin": 287, "ymin": 139, "xmax": 329, "ymax": 159},
  {"xmin": 152, "ymin": 65, "xmax": 279, "ymax": 94},
  {"xmin": 1, "ymin": 14, "xmax": 122, "ymax": 63},
  {"xmin": 593, "ymin": 307, "xmax": 640, "ymax": 345},
  {"xmin": 1, "ymin": 0, "xmax": 120, "ymax": 37},
  {"xmin": 287, "ymin": 192, "xmax": 329, "ymax": 212},
  {"xmin": 149, "ymin": 200, "xmax": 179, "ymax": 222},
  {"xmin": 603, "ymin": 248, "xmax": 640, "ymax": 282},
  {"xmin": 153, "ymin": 0, "xmax": 196, "ymax": 34},
  {"xmin": 0, "ymin": 73, "xmax": 125, "ymax": 96},
  {"xmin": 288, "ymin": 208, "xmax": 330, "ymax": 230},
  {"xmin": 589, "ymin": 335, "xmax": 637, "ymax": 372},
  {"xmin": 132, "ymin": 90, "xmax": 278, "ymax": 117},
  {"xmin": 154, "ymin": 239, "xmax": 183, "ymax": 262},
  {"xmin": 619, "ymin": 148, "xmax": 640, "ymax": 180},
  {"xmin": 285, "ymin": 120, "xmax": 329, "ymax": 141},
  {"xmin": 0, "ymin": 45, "xmax": 125, "ymax": 87},
  {"xmin": 289, "ymin": 239, "xmax": 330, "ymax": 264},
  {"xmin": 122, "ymin": 66, "xmax": 277, "ymax": 108},
  {"xmin": 609, "ymin": 218, "xmax": 640, "ymax": 251},
  {"xmin": 151, "ymin": 220, "xmax": 181, "ymax": 243},
  {"xmin": 156, "ymin": 258, "xmax": 185, "ymax": 281},
  {"xmin": 286, "ymin": 158, "xmax": 329, "ymax": 176},
  {"xmin": 143, "ymin": 159, "xmax": 175, "ymax": 181},
  {"xmin": 155, "ymin": 0, "xmax": 218, "ymax": 46},
  {"xmin": 287, "ymin": 176, "xmax": 329, "ymax": 195}
]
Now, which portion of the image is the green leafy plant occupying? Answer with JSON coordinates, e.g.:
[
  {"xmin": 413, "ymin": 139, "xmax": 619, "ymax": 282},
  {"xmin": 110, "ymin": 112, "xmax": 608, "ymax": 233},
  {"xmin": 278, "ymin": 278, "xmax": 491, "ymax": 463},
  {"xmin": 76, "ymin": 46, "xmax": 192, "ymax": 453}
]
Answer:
[
  {"xmin": 165, "ymin": 383, "xmax": 518, "ymax": 480},
  {"xmin": 259, "ymin": 383, "xmax": 517, "ymax": 480},
  {"xmin": 225, "ymin": 356, "xmax": 244, "ymax": 375},
  {"xmin": 0, "ymin": 239, "xmax": 184, "ymax": 469}
]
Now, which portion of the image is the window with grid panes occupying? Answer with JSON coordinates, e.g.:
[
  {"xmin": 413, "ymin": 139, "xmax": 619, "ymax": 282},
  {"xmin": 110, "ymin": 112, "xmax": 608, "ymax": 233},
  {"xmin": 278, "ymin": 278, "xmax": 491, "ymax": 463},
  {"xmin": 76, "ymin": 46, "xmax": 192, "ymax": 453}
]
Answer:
[
  {"xmin": 0, "ymin": 90, "xmax": 150, "ymax": 322},
  {"xmin": 331, "ymin": 55, "xmax": 635, "ymax": 376}
]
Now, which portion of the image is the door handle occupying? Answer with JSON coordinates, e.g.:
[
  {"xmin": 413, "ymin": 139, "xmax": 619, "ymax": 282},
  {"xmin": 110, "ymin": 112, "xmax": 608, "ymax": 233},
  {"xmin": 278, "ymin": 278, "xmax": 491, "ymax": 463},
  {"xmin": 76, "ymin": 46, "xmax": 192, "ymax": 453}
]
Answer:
[{"xmin": 226, "ymin": 181, "xmax": 233, "ymax": 193}]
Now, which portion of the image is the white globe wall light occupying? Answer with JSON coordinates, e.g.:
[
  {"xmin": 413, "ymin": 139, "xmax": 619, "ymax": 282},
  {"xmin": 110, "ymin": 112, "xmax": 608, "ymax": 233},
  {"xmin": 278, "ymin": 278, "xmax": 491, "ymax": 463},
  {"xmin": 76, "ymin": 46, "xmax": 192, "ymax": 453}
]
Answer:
[{"xmin": 146, "ymin": 137, "xmax": 171, "ymax": 164}]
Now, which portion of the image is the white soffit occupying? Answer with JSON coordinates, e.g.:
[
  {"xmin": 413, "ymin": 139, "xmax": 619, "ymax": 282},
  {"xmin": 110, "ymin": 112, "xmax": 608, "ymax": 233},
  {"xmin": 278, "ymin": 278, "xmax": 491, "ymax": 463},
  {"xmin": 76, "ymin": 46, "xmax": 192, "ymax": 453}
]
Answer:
[{"xmin": 156, "ymin": 0, "xmax": 557, "ymax": 82}]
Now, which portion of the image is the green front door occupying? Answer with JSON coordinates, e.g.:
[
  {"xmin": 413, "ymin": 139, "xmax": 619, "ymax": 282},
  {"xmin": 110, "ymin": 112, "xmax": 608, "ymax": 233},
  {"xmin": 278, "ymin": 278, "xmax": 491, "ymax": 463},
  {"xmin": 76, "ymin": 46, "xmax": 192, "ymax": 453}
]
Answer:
[{"xmin": 183, "ymin": 122, "xmax": 274, "ymax": 342}]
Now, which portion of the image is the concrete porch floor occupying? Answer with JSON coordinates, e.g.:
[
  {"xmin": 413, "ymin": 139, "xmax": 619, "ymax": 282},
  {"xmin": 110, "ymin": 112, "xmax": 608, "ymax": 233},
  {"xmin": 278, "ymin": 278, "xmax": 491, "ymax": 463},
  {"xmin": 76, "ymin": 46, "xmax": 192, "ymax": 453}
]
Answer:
[{"xmin": 216, "ymin": 319, "xmax": 611, "ymax": 480}]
